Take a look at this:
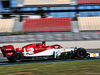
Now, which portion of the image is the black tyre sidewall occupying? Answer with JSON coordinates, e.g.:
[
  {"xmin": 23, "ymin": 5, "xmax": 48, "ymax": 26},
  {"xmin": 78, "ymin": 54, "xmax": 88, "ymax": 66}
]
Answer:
[
  {"xmin": 12, "ymin": 51, "xmax": 24, "ymax": 62},
  {"xmin": 7, "ymin": 57, "xmax": 14, "ymax": 62},
  {"xmin": 76, "ymin": 48, "xmax": 87, "ymax": 58}
]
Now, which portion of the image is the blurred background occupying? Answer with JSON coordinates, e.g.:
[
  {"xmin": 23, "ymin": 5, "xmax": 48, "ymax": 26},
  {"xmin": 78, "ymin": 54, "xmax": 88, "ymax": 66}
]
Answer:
[{"xmin": 0, "ymin": 0, "xmax": 100, "ymax": 43}]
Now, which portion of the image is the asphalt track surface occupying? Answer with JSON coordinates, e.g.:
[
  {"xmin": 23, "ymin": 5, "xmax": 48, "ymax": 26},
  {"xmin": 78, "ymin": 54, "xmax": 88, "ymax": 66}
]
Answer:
[
  {"xmin": 0, "ymin": 50, "xmax": 100, "ymax": 66},
  {"xmin": 1, "ymin": 40, "xmax": 100, "ymax": 49}
]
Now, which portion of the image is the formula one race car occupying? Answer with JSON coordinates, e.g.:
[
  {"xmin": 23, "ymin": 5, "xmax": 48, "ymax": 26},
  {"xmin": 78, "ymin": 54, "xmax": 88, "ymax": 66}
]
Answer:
[{"xmin": 0, "ymin": 41, "xmax": 99, "ymax": 62}]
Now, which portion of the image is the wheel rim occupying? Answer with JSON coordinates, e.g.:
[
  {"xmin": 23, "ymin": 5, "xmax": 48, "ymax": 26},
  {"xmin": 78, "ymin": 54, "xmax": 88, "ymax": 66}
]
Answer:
[
  {"xmin": 15, "ymin": 53, "xmax": 22, "ymax": 60},
  {"xmin": 79, "ymin": 50, "xmax": 85, "ymax": 56},
  {"xmin": 77, "ymin": 48, "xmax": 87, "ymax": 58}
]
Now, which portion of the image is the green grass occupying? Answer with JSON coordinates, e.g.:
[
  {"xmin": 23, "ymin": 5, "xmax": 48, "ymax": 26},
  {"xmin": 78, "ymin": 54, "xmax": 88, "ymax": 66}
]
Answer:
[
  {"xmin": 86, "ymin": 48, "xmax": 100, "ymax": 50},
  {"xmin": 0, "ymin": 60, "xmax": 100, "ymax": 75}
]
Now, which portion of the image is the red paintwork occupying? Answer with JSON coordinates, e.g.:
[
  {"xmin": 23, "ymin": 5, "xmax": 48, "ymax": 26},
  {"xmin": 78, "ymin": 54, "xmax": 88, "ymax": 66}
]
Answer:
[
  {"xmin": 50, "ymin": 44, "xmax": 63, "ymax": 48},
  {"xmin": 2, "ymin": 42, "xmax": 63, "ymax": 56},
  {"xmin": 3, "ymin": 45, "xmax": 15, "ymax": 56},
  {"xmin": 3, "ymin": 45, "xmax": 14, "ymax": 51}
]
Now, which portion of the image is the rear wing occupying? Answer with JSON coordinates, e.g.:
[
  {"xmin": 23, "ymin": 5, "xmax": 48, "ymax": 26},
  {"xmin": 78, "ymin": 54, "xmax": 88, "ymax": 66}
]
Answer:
[
  {"xmin": 0, "ymin": 47, "xmax": 6, "ymax": 57},
  {"xmin": 0, "ymin": 45, "xmax": 15, "ymax": 57}
]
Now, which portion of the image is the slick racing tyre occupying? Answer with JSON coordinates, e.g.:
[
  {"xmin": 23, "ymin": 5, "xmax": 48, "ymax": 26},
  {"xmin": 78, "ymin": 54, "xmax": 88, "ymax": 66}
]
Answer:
[
  {"xmin": 7, "ymin": 57, "xmax": 14, "ymax": 62},
  {"xmin": 12, "ymin": 51, "xmax": 24, "ymax": 62},
  {"xmin": 76, "ymin": 48, "xmax": 87, "ymax": 58}
]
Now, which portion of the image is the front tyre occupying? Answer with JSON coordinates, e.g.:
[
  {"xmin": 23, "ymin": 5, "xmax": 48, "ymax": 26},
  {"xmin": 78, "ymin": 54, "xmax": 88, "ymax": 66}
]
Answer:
[
  {"xmin": 12, "ymin": 51, "xmax": 24, "ymax": 62},
  {"xmin": 76, "ymin": 48, "xmax": 87, "ymax": 58}
]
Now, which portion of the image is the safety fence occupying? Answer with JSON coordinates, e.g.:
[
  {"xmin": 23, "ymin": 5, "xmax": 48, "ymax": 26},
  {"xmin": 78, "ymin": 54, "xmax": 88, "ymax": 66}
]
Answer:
[{"xmin": 0, "ymin": 32, "xmax": 100, "ymax": 43}]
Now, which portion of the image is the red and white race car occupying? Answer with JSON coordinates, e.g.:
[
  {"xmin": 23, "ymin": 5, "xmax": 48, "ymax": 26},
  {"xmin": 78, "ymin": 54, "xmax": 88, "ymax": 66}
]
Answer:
[{"xmin": 0, "ymin": 41, "xmax": 99, "ymax": 62}]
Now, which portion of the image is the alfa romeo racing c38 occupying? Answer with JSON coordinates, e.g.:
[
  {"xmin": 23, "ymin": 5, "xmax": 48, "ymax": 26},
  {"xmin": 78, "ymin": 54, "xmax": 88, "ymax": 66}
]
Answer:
[{"xmin": 0, "ymin": 41, "xmax": 91, "ymax": 62}]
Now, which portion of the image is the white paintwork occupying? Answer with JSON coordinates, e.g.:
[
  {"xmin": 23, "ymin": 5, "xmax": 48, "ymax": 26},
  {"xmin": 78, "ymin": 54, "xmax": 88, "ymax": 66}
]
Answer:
[
  {"xmin": 24, "ymin": 48, "xmax": 75, "ymax": 57},
  {"xmin": 90, "ymin": 53, "xmax": 100, "ymax": 57},
  {"xmin": 64, "ymin": 48, "xmax": 75, "ymax": 52},
  {"xmin": 24, "ymin": 48, "xmax": 27, "ymax": 55},
  {"xmin": 24, "ymin": 49, "xmax": 55, "ymax": 57}
]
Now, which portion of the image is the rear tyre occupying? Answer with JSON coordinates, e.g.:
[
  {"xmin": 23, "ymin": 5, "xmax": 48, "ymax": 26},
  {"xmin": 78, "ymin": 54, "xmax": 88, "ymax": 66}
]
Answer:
[
  {"xmin": 12, "ymin": 51, "xmax": 24, "ymax": 62},
  {"xmin": 7, "ymin": 57, "xmax": 14, "ymax": 62},
  {"xmin": 76, "ymin": 48, "xmax": 87, "ymax": 58}
]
